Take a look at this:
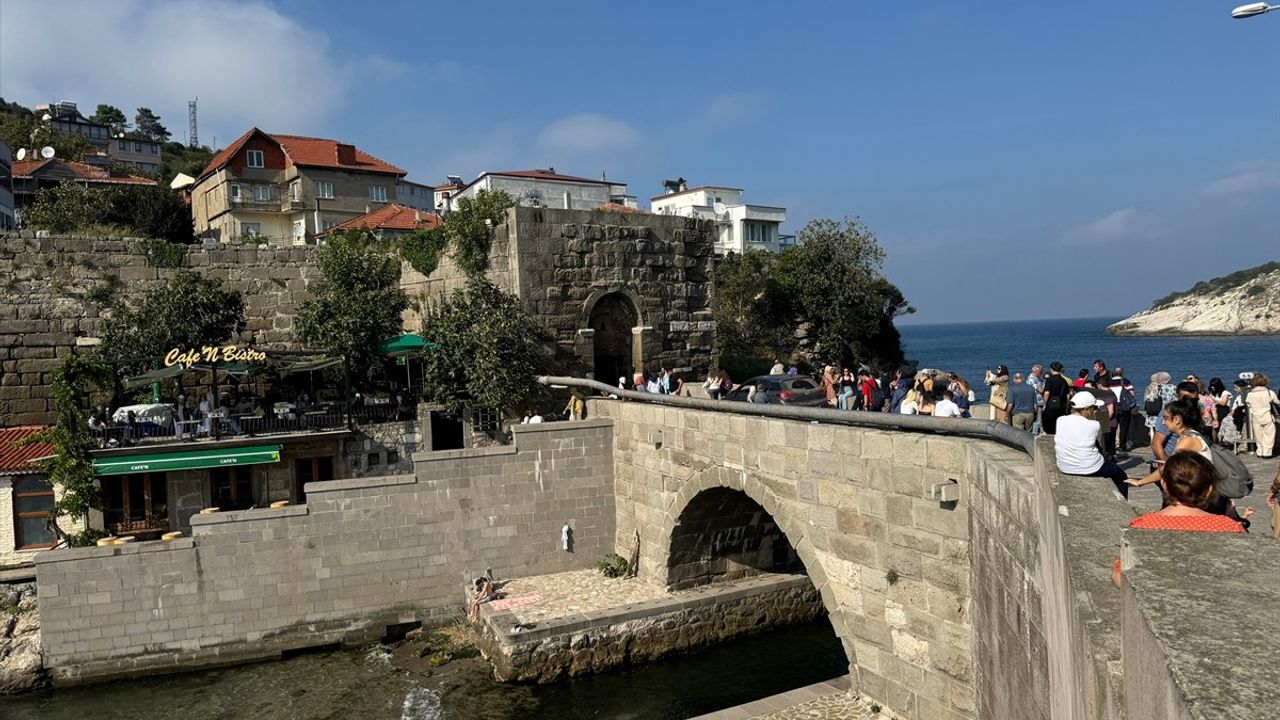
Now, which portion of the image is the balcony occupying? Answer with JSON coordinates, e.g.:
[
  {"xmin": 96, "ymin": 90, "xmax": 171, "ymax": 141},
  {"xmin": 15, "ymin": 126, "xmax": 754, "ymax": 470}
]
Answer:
[{"xmin": 229, "ymin": 195, "xmax": 283, "ymax": 212}]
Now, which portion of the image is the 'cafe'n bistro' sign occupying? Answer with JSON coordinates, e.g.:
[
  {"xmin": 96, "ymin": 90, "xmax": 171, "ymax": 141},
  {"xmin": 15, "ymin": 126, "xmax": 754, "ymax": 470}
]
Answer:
[{"xmin": 165, "ymin": 345, "xmax": 269, "ymax": 368}]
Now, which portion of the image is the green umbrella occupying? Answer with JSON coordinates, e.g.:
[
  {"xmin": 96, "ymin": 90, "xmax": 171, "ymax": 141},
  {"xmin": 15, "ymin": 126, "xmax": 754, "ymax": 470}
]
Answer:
[
  {"xmin": 377, "ymin": 333, "xmax": 437, "ymax": 391},
  {"xmin": 377, "ymin": 333, "xmax": 437, "ymax": 357}
]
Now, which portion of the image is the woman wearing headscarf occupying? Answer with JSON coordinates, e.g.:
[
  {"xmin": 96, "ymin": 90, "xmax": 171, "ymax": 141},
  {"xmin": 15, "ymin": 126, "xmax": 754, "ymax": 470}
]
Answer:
[
  {"xmin": 1143, "ymin": 371, "xmax": 1176, "ymax": 430},
  {"xmin": 1244, "ymin": 373, "xmax": 1279, "ymax": 458}
]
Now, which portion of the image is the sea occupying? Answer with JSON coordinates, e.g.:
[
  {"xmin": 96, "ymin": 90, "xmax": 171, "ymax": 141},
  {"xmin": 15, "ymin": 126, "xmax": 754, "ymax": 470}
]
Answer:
[{"xmin": 898, "ymin": 317, "xmax": 1280, "ymax": 402}]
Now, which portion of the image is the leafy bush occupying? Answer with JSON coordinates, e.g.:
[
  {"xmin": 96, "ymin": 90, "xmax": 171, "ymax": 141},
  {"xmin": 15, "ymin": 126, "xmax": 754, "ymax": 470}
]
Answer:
[
  {"xmin": 22, "ymin": 182, "xmax": 195, "ymax": 243},
  {"xmin": 137, "ymin": 238, "xmax": 187, "ymax": 268},
  {"xmin": 597, "ymin": 553, "xmax": 629, "ymax": 578}
]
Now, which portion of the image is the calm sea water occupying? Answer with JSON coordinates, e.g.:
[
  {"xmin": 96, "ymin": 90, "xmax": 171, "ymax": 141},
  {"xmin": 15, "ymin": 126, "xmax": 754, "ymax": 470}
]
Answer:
[{"xmin": 899, "ymin": 317, "xmax": 1280, "ymax": 403}]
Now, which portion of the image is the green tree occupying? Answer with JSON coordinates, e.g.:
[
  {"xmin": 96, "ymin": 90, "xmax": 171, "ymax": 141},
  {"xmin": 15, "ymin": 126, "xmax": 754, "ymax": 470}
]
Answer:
[
  {"xmin": 100, "ymin": 269, "xmax": 246, "ymax": 372},
  {"xmin": 444, "ymin": 189, "xmax": 514, "ymax": 276},
  {"xmin": 160, "ymin": 141, "xmax": 215, "ymax": 185},
  {"xmin": 0, "ymin": 110, "xmax": 95, "ymax": 162},
  {"xmin": 419, "ymin": 279, "xmax": 552, "ymax": 413},
  {"xmin": 713, "ymin": 217, "xmax": 913, "ymax": 370},
  {"xmin": 295, "ymin": 230, "xmax": 409, "ymax": 382},
  {"xmin": 90, "ymin": 104, "xmax": 128, "ymax": 134},
  {"xmin": 134, "ymin": 107, "xmax": 170, "ymax": 142},
  {"xmin": 22, "ymin": 182, "xmax": 194, "ymax": 242},
  {"xmin": 23, "ymin": 355, "xmax": 113, "ymax": 547}
]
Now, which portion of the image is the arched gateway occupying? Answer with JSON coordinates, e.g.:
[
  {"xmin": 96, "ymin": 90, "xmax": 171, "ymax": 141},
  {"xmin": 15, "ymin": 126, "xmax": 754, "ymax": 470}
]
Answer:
[{"xmin": 587, "ymin": 292, "xmax": 640, "ymax": 385}]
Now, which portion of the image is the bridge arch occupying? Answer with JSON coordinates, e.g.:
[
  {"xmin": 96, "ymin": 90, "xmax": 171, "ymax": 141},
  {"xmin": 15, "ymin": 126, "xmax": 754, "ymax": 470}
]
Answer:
[{"xmin": 654, "ymin": 464, "xmax": 857, "ymax": 668}]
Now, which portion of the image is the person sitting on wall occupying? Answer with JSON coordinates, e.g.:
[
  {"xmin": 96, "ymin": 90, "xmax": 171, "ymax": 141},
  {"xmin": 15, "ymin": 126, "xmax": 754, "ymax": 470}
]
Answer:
[
  {"xmin": 1054, "ymin": 391, "xmax": 1131, "ymax": 500},
  {"xmin": 468, "ymin": 576, "xmax": 497, "ymax": 623},
  {"xmin": 1112, "ymin": 452, "xmax": 1245, "ymax": 588}
]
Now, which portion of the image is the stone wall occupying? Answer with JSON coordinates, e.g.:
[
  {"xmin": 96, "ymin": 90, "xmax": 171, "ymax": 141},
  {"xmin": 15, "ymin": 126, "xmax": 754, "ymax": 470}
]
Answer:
[
  {"xmin": 591, "ymin": 399, "xmax": 984, "ymax": 720},
  {"xmin": 34, "ymin": 419, "xmax": 615, "ymax": 685},
  {"xmin": 400, "ymin": 207, "xmax": 718, "ymax": 379},
  {"xmin": 479, "ymin": 574, "xmax": 824, "ymax": 683},
  {"xmin": 0, "ymin": 232, "xmax": 321, "ymax": 426}
]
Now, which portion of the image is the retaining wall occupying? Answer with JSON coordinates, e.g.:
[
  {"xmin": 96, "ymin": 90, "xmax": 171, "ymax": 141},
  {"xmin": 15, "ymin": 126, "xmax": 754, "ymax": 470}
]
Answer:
[{"xmin": 34, "ymin": 419, "xmax": 615, "ymax": 685}]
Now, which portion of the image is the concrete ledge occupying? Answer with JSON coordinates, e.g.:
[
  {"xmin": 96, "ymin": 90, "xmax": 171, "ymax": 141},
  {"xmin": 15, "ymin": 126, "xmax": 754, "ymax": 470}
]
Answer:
[
  {"xmin": 33, "ymin": 537, "xmax": 195, "ymax": 565},
  {"xmin": 1122, "ymin": 530, "xmax": 1279, "ymax": 720},
  {"xmin": 411, "ymin": 444, "xmax": 518, "ymax": 463},
  {"xmin": 510, "ymin": 418, "xmax": 614, "ymax": 435},
  {"xmin": 305, "ymin": 473, "xmax": 417, "ymax": 494},
  {"xmin": 189, "ymin": 504, "xmax": 310, "ymax": 525},
  {"xmin": 689, "ymin": 675, "xmax": 854, "ymax": 720}
]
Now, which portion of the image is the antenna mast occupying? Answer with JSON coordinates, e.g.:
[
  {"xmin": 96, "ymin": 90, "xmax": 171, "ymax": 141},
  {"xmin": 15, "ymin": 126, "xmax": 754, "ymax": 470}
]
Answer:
[{"xmin": 188, "ymin": 97, "xmax": 199, "ymax": 148}]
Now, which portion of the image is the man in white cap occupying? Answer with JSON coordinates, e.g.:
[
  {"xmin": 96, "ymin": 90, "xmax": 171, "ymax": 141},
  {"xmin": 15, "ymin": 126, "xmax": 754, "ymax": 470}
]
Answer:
[{"xmin": 1054, "ymin": 390, "xmax": 1131, "ymax": 499}]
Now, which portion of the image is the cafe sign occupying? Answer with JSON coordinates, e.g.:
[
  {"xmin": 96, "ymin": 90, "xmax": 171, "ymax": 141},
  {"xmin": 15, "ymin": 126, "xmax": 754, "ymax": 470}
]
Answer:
[{"xmin": 165, "ymin": 345, "xmax": 268, "ymax": 368}]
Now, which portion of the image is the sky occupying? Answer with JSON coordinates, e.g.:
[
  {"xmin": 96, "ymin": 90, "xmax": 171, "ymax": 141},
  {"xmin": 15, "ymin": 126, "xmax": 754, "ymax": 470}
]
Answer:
[{"xmin": 2, "ymin": 1, "xmax": 1278, "ymax": 324}]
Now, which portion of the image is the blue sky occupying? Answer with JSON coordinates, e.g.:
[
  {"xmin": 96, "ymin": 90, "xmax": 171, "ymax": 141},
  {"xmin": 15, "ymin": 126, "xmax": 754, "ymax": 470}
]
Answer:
[{"xmin": 4, "ymin": 1, "xmax": 1278, "ymax": 323}]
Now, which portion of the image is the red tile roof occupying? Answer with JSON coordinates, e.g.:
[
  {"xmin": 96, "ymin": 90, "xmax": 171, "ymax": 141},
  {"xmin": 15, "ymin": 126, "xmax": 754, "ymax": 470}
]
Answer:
[
  {"xmin": 320, "ymin": 203, "xmax": 442, "ymax": 236},
  {"xmin": 199, "ymin": 128, "xmax": 405, "ymax": 180},
  {"xmin": 13, "ymin": 159, "xmax": 157, "ymax": 186},
  {"xmin": 0, "ymin": 427, "xmax": 52, "ymax": 476}
]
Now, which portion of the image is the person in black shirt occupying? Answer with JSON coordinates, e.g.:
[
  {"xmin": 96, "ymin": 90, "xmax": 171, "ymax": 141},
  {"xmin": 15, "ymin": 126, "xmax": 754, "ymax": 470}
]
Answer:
[{"xmin": 1041, "ymin": 361, "xmax": 1073, "ymax": 435}]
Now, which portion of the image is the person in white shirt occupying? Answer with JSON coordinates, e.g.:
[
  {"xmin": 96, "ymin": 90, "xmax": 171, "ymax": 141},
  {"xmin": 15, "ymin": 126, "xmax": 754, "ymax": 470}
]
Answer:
[
  {"xmin": 521, "ymin": 408, "xmax": 544, "ymax": 424},
  {"xmin": 933, "ymin": 390, "xmax": 963, "ymax": 418},
  {"xmin": 1054, "ymin": 391, "xmax": 1131, "ymax": 499}
]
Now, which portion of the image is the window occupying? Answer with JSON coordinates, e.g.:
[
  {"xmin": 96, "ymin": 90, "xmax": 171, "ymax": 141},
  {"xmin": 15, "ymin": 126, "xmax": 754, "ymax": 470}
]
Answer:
[
  {"xmin": 246, "ymin": 149, "xmax": 264, "ymax": 168},
  {"xmin": 101, "ymin": 473, "xmax": 168, "ymax": 536},
  {"xmin": 321, "ymin": 220, "xmax": 338, "ymax": 231},
  {"xmin": 241, "ymin": 222, "xmax": 261, "ymax": 236},
  {"xmin": 386, "ymin": 450, "xmax": 399, "ymax": 465},
  {"xmin": 791, "ymin": 379, "xmax": 817, "ymax": 389},
  {"xmin": 367, "ymin": 452, "xmax": 381, "ymax": 466},
  {"xmin": 118, "ymin": 140, "xmax": 128, "ymax": 151},
  {"xmin": 212, "ymin": 467, "xmax": 255, "ymax": 511},
  {"xmin": 315, "ymin": 181, "xmax": 334, "ymax": 199},
  {"xmin": 134, "ymin": 142, "xmax": 143, "ymax": 152},
  {"xmin": 293, "ymin": 457, "xmax": 333, "ymax": 503},
  {"xmin": 13, "ymin": 475, "xmax": 56, "ymax": 550},
  {"xmin": 229, "ymin": 184, "xmax": 241, "ymax": 200},
  {"xmin": 150, "ymin": 144, "xmax": 159, "ymax": 155},
  {"xmin": 253, "ymin": 185, "xmax": 272, "ymax": 201},
  {"xmin": 368, "ymin": 185, "xmax": 387, "ymax": 202}
]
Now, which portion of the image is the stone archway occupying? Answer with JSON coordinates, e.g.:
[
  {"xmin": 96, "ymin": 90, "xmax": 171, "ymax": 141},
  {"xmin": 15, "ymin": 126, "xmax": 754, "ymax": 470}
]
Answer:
[
  {"xmin": 668, "ymin": 486, "xmax": 803, "ymax": 590},
  {"xmin": 587, "ymin": 292, "xmax": 639, "ymax": 385},
  {"xmin": 652, "ymin": 465, "xmax": 858, "ymax": 671}
]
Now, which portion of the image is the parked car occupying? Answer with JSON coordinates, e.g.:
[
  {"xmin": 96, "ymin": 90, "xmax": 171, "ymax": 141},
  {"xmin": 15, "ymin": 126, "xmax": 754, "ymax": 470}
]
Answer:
[{"xmin": 723, "ymin": 374, "xmax": 826, "ymax": 406}]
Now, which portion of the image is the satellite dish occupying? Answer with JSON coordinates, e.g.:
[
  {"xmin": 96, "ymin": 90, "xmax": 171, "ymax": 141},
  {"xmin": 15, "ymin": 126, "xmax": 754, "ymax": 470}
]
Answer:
[
  {"xmin": 15, "ymin": 148, "xmax": 26, "ymax": 160},
  {"xmin": 40, "ymin": 146, "xmax": 55, "ymax": 159}
]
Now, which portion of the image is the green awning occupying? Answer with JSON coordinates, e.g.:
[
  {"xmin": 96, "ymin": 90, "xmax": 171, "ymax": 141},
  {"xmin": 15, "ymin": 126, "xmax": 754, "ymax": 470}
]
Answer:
[
  {"xmin": 94, "ymin": 445, "xmax": 282, "ymax": 476},
  {"xmin": 279, "ymin": 356, "xmax": 343, "ymax": 375},
  {"xmin": 378, "ymin": 333, "xmax": 437, "ymax": 357},
  {"xmin": 191, "ymin": 362, "xmax": 262, "ymax": 376},
  {"xmin": 123, "ymin": 365, "xmax": 187, "ymax": 390}
]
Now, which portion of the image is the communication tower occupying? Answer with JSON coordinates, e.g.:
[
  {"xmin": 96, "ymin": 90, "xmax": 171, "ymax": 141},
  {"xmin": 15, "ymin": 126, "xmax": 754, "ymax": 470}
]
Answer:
[{"xmin": 188, "ymin": 98, "xmax": 199, "ymax": 148}]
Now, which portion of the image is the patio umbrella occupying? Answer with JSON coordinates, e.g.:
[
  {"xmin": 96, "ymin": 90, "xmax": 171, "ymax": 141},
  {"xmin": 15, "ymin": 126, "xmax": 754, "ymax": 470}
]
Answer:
[{"xmin": 377, "ymin": 333, "xmax": 437, "ymax": 390}]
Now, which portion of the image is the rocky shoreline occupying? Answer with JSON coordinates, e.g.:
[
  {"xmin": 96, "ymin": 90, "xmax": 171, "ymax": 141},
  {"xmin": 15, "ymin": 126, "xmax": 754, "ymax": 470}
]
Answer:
[
  {"xmin": 1108, "ymin": 267, "xmax": 1280, "ymax": 337},
  {"xmin": 0, "ymin": 583, "xmax": 44, "ymax": 694}
]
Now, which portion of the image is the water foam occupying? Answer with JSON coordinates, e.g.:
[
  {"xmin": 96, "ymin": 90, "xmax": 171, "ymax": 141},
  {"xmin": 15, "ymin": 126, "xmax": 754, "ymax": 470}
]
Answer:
[{"xmin": 401, "ymin": 685, "xmax": 445, "ymax": 720}]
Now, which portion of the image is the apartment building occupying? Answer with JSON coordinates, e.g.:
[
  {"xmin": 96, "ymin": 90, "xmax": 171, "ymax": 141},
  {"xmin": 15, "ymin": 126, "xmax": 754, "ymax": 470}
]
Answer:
[
  {"xmin": 192, "ymin": 128, "xmax": 406, "ymax": 244},
  {"xmin": 35, "ymin": 101, "xmax": 163, "ymax": 172},
  {"xmin": 451, "ymin": 168, "xmax": 635, "ymax": 211},
  {"xmin": 396, "ymin": 178, "xmax": 435, "ymax": 212},
  {"xmin": 650, "ymin": 178, "xmax": 791, "ymax": 254}
]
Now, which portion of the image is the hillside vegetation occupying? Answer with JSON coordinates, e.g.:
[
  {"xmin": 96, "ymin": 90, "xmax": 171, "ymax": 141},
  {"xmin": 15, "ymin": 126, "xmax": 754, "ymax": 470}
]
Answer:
[
  {"xmin": 1108, "ymin": 262, "xmax": 1280, "ymax": 336},
  {"xmin": 1150, "ymin": 261, "xmax": 1280, "ymax": 310}
]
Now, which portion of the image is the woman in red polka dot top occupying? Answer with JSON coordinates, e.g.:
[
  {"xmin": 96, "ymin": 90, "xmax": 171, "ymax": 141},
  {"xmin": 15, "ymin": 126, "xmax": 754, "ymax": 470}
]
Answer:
[{"xmin": 1112, "ymin": 451, "xmax": 1245, "ymax": 587}]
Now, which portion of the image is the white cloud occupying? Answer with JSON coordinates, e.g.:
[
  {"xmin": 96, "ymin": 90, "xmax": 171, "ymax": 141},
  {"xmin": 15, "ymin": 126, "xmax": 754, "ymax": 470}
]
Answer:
[
  {"xmin": 1061, "ymin": 208, "xmax": 1137, "ymax": 246},
  {"xmin": 703, "ymin": 91, "xmax": 768, "ymax": 125},
  {"xmin": 0, "ymin": 0, "xmax": 350, "ymax": 144},
  {"xmin": 1200, "ymin": 161, "xmax": 1280, "ymax": 200},
  {"xmin": 536, "ymin": 114, "xmax": 639, "ymax": 154}
]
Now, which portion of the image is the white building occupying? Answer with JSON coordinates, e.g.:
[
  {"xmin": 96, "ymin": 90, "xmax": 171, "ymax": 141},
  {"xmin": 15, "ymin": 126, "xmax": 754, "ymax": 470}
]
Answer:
[
  {"xmin": 650, "ymin": 179, "xmax": 790, "ymax": 254},
  {"xmin": 451, "ymin": 168, "xmax": 635, "ymax": 211},
  {"xmin": 396, "ymin": 178, "xmax": 435, "ymax": 212}
]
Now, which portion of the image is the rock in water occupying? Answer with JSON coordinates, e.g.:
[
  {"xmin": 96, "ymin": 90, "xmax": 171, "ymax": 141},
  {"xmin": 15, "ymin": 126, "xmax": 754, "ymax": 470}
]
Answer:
[
  {"xmin": 0, "ymin": 635, "xmax": 44, "ymax": 693},
  {"xmin": 1108, "ymin": 264, "xmax": 1280, "ymax": 336}
]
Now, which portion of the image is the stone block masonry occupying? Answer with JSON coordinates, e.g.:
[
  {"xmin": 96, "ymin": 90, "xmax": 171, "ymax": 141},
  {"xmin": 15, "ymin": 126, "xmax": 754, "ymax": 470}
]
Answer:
[
  {"xmin": 0, "ymin": 233, "xmax": 322, "ymax": 426},
  {"xmin": 34, "ymin": 419, "xmax": 615, "ymax": 685}
]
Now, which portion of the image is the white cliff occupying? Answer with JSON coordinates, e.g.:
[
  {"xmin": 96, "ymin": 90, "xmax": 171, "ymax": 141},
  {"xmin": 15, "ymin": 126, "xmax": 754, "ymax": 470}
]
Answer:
[{"xmin": 1108, "ymin": 265, "xmax": 1280, "ymax": 336}]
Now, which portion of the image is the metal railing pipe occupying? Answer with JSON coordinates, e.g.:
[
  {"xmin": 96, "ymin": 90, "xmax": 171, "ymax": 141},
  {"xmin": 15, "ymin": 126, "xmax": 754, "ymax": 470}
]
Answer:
[{"xmin": 538, "ymin": 375, "xmax": 1036, "ymax": 457}]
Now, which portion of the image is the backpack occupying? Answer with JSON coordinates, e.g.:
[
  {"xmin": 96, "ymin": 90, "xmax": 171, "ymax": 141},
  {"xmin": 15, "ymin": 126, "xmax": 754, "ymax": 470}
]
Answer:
[
  {"xmin": 1143, "ymin": 395, "xmax": 1163, "ymax": 417},
  {"xmin": 1117, "ymin": 387, "xmax": 1136, "ymax": 414},
  {"xmin": 1211, "ymin": 449, "xmax": 1253, "ymax": 499},
  {"xmin": 871, "ymin": 383, "xmax": 886, "ymax": 411}
]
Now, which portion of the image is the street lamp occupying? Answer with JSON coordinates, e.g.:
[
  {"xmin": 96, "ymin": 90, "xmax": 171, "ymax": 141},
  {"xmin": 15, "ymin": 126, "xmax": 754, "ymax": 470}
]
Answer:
[{"xmin": 1232, "ymin": 2, "xmax": 1278, "ymax": 18}]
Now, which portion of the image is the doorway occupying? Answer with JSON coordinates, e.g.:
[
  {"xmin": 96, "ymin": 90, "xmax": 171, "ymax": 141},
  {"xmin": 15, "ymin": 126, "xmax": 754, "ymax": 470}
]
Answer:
[
  {"xmin": 293, "ymin": 456, "xmax": 334, "ymax": 503},
  {"xmin": 589, "ymin": 293, "xmax": 639, "ymax": 385}
]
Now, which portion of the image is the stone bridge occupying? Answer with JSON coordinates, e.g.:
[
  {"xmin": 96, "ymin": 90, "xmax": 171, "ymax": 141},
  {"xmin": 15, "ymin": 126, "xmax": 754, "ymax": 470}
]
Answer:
[{"xmin": 34, "ymin": 387, "xmax": 1275, "ymax": 719}]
